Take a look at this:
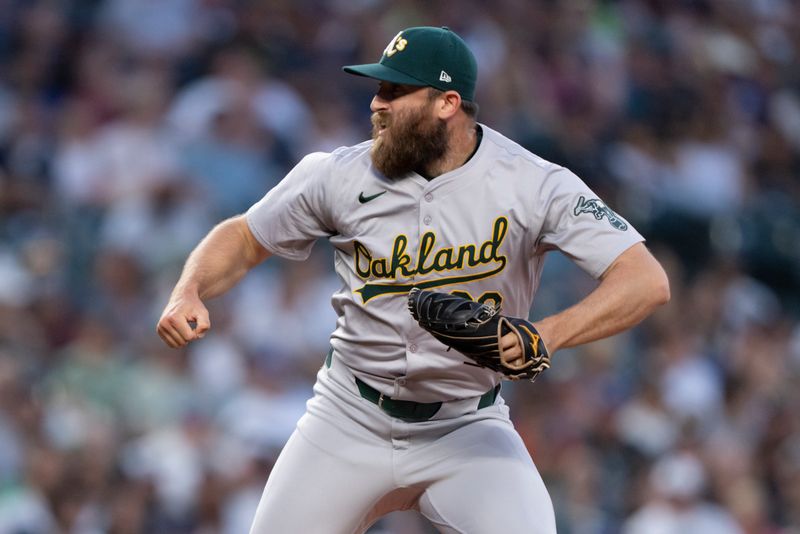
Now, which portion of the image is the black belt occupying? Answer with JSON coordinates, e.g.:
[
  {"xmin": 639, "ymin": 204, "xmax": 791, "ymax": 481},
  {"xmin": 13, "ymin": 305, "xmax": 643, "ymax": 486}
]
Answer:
[{"xmin": 355, "ymin": 377, "xmax": 500, "ymax": 423}]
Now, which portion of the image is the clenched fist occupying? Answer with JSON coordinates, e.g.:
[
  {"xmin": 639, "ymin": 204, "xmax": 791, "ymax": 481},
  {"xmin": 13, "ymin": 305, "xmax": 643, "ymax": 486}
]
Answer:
[{"xmin": 156, "ymin": 291, "xmax": 211, "ymax": 348}]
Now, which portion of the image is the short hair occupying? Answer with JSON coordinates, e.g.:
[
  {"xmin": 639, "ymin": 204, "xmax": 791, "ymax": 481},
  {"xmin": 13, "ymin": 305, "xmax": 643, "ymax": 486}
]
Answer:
[
  {"xmin": 427, "ymin": 88, "xmax": 480, "ymax": 120},
  {"xmin": 460, "ymin": 99, "xmax": 479, "ymax": 119}
]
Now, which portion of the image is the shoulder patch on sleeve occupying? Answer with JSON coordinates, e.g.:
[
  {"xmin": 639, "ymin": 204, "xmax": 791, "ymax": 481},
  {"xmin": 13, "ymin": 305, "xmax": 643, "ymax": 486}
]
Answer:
[{"xmin": 573, "ymin": 196, "xmax": 628, "ymax": 231}]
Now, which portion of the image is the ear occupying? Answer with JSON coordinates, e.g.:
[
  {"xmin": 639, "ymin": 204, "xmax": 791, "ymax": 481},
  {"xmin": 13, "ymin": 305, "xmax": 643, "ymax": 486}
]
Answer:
[{"xmin": 434, "ymin": 90, "xmax": 462, "ymax": 119}]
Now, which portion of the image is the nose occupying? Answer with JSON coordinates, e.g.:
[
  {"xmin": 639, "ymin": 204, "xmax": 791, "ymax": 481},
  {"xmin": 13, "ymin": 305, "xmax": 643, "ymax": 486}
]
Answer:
[{"xmin": 370, "ymin": 93, "xmax": 389, "ymax": 113}]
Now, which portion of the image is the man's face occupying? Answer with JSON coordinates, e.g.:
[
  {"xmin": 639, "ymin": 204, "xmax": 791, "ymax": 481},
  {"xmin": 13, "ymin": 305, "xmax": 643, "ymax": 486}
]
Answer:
[{"xmin": 370, "ymin": 83, "xmax": 448, "ymax": 179}]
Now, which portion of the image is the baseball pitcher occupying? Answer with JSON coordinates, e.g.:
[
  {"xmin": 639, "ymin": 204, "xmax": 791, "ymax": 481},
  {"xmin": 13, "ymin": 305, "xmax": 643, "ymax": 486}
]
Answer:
[{"xmin": 157, "ymin": 26, "xmax": 670, "ymax": 534}]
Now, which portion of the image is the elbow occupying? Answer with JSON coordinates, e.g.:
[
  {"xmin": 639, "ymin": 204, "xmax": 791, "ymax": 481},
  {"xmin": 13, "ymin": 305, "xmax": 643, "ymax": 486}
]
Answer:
[{"xmin": 651, "ymin": 269, "xmax": 671, "ymax": 307}]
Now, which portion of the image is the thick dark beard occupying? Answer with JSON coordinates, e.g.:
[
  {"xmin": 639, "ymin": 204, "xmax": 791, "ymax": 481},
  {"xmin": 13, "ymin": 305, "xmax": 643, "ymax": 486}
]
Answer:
[{"xmin": 370, "ymin": 106, "xmax": 448, "ymax": 179}]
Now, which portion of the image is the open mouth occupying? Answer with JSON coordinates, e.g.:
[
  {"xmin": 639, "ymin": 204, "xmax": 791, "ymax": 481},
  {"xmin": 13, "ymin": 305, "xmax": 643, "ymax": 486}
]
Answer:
[{"xmin": 372, "ymin": 114, "xmax": 389, "ymax": 136}]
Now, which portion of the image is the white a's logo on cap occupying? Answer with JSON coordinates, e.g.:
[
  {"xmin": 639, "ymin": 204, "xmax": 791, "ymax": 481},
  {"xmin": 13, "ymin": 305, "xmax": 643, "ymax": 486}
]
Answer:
[
  {"xmin": 384, "ymin": 32, "xmax": 408, "ymax": 57},
  {"xmin": 439, "ymin": 71, "xmax": 452, "ymax": 82}
]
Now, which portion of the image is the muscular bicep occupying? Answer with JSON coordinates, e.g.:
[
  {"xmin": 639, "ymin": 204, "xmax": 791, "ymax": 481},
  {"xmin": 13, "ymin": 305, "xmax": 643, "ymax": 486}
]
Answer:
[
  {"xmin": 599, "ymin": 243, "xmax": 664, "ymax": 281},
  {"xmin": 233, "ymin": 214, "xmax": 272, "ymax": 267},
  {"xmin": 173, "ymin": 214, "xmax": 274, "ymax": 302},
  {"xmin": 597, "ymin": 242, "xmax": 671, "ymax": 306},
  {"xmin": 532, "ymin": 242, "xmax": 670, "ymax": 353}
]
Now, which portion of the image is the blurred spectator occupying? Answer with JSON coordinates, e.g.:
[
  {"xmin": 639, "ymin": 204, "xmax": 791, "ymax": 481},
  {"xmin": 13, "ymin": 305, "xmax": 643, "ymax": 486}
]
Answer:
[
  {"xmin": 180, "ymin": 96, "xmax": 282, "ymax": 219},
  {"xmin": 98, "ymin": 0, "xmax": 210, "ymax": 60},
  {"xmin": 167, "ymin": 44, "xmax": 313, "ymax": 160},
  {"xmin": 623, "ymin": 451, "xmax": 744, "ymax": 534}
]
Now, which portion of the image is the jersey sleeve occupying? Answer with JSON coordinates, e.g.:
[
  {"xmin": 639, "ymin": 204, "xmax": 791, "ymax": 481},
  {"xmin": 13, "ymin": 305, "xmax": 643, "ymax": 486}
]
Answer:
[
  {"xmin": 536, "ymin": 167, "xmax": 644, "ymax": 278},
  {"xmin": 246, "ymin": 152, "xmax": 336, "ymax": 261}
]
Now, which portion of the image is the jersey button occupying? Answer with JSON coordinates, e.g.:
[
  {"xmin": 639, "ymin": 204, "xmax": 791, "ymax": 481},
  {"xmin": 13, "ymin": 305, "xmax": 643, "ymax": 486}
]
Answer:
[
  {"xmin": 424, "ymin": 193, "xmax": 433, "ymax": 202},
  {"xmin": 423, "ymin": 215, "xmax": 432, "ymax": 225},
  {"xmin": 397, "ymin": 378, "xmax": 407, "ymax": 386},
  {"xmin": 409, "ymin": 344, "xmax": 418, "ymax": 353}
]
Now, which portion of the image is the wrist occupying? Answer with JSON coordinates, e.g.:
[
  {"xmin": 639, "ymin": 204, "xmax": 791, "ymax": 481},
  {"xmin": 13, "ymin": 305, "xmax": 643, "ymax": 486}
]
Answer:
[
  {"xmin": 173, "ymin": 280, "xmax": 201, "ymax": 301},
  {"xmin": 532, "ymin": 319, "xmax": 558, "ymax": 354}
]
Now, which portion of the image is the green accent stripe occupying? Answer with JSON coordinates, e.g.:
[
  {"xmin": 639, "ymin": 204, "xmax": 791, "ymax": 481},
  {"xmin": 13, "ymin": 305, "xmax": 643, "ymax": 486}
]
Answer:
[{"xmin": 355, "ymin": 263, "xmax": 506, "ymax": 303}]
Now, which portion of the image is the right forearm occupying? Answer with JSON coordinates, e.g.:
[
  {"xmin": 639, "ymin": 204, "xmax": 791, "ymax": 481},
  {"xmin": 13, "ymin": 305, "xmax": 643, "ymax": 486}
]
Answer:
[{"xmin": 174, "ymin": 215, "xmax": 270, "ymax": 300}]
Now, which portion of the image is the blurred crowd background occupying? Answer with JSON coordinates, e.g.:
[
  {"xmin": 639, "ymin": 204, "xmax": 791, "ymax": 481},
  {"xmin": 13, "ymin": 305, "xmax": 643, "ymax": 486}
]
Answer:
[{"xmin": 0, "ymin": 0, "xmax": 798, "ymax": 533}]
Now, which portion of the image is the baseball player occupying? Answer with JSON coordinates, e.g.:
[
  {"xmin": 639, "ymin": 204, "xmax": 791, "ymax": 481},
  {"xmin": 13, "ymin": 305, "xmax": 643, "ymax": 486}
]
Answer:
[{"xmin": 157, "ymin": 26, "xmax": 670, "ymax": 534}]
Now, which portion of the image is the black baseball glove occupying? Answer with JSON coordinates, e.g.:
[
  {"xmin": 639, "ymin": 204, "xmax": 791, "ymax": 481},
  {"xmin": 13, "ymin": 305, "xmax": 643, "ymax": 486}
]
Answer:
[{"xmin": 407, "ymin": 288, "xmax": 550, "ymax": 381}]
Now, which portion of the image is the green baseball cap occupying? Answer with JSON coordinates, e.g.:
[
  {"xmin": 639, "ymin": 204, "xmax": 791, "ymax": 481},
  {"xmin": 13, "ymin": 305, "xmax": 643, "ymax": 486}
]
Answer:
[{"xmin": 343, "ymin": 26, "xmax": 478, "ymax": 102}]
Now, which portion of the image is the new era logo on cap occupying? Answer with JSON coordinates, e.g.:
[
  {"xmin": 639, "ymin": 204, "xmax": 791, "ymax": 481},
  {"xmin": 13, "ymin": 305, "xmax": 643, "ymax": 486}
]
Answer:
[{"xmin": 439, "ymin": 71, "xmax": 452, "ymax": 83}]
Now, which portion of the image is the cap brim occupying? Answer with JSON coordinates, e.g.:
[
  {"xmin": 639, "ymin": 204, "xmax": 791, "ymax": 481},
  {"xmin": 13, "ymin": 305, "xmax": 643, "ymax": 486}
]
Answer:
[{"xmin": 342, "ymin": 63, "xmax": 428, "ymax": 87}]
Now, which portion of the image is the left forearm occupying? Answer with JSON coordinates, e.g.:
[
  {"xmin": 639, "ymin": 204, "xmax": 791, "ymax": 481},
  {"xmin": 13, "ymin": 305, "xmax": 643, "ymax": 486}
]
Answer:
[{"xmin": 534, "ymin": 243, "xmax": 670, "ymax": 353}]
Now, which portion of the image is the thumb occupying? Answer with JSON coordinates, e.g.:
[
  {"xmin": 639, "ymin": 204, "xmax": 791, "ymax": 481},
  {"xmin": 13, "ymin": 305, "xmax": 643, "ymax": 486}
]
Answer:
[{"xmin": 193, "ymin": 311, "xmax": 211, "ymax": 338}]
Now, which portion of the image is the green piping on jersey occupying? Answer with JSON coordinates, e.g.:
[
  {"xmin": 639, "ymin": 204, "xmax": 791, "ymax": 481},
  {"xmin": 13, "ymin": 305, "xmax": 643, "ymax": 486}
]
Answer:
[{"xmin": 354, "ymin": 217, "xmax": 509, "ymax": 303}]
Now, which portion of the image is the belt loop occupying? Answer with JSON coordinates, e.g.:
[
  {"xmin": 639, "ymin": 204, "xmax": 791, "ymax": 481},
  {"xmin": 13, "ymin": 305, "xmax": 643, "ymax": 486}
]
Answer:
[
  {"xmin": 378, "ymin": 393, "xmax": 385, "ymax": 409},
  {"xmin": 325, "ymin": 347, "xmax": 333, "ymax": 368}
]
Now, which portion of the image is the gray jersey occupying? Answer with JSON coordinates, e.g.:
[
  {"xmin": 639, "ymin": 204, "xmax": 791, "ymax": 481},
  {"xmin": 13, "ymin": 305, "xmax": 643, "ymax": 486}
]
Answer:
[{"xmin": 246, "ymin": 124, "xmax": 643, "ymax": 402}]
